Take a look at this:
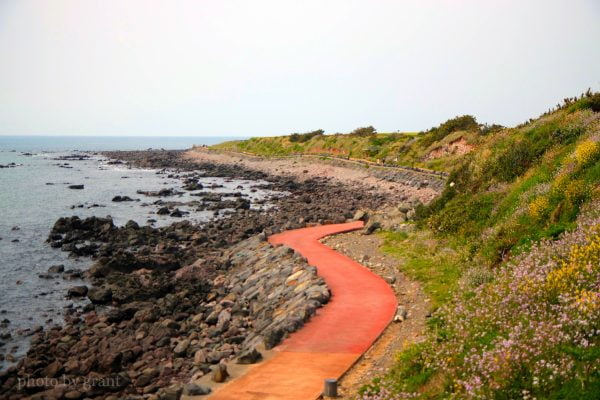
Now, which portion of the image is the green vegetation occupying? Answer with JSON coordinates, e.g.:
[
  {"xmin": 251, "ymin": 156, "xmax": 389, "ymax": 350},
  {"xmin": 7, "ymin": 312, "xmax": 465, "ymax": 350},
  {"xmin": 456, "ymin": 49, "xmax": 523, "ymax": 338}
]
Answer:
[
  {"xmin": 380, "ymin": 230, "xmax": 466, "ymax": 307},
  {"xmin": 211, "ymin": 92, "xmax": 600, "ymax": 399},
  {"xmin": 359, "ymin": 92, "xmax": 600, "ymax": 399},
  {"xmin": 350, "ymin": 125, "xmax": 377, "ymax": 137},
  {"xmin": 289, "ymin": 129, "xmax": 324, "ymax": 143},
  {"xmin": 420, "ymin": 114, "xmax": 479, "ymax": 147},
  {"xmin": 211, "ymin": 118, "xmax": 486, "ymax": 171}
]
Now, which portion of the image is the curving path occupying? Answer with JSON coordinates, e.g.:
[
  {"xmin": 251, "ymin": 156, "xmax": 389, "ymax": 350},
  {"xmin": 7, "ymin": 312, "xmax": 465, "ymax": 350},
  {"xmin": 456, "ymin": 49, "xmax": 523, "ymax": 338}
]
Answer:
[{"xmin": 208, "ymin": 222, "xmax": 397, "ymax": 400}]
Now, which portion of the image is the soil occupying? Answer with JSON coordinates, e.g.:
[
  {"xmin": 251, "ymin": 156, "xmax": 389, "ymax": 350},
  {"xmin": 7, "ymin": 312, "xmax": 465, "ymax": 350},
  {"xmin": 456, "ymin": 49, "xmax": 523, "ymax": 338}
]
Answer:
[
  {"xmin": 183, "ymin": 148, "xmax": 441, "ymax": 204},
  {"xmin": 426, "ymin": 137, "xmax": 474, "ymax": 160}
]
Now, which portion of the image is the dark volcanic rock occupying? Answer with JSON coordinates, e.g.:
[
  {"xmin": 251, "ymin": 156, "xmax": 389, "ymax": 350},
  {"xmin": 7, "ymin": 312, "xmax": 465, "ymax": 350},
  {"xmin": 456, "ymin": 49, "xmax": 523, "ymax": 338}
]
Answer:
[
  {"xmin": 112, "ymin": 195, "xmax": 133, "ymax": 202},
  {"xmin": 87, "ymin": 287, "xmax": 112, "ymax": 304},
  {"xmin": 48, "ymin": 264, "xmax": 65, "ymax": 273},
  {"xmin": 183, "ymin": 383, "xmax": 211, "ymax": 396},
  {"xmin": 67, "ymin": 285, "xmax": 88, "ymax": 297},
  {"xmin": 236, "ymin": 347, "xmax": 262, "ymax": 364},
  {"xmin": 0, "ymin": 150, "xmax": 403, "ymax": 399}
]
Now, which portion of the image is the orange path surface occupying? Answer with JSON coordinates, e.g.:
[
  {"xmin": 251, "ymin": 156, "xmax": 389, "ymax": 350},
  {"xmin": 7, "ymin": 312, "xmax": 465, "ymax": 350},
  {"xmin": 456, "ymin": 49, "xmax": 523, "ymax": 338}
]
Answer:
[{"xmin": 208, "ymin": 222, "xmax": 397, "ymax": 400}]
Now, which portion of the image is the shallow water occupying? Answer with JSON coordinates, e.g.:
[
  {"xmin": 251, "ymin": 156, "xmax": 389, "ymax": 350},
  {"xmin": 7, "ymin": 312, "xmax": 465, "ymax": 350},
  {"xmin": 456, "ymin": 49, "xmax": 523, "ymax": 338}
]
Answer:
[
  {"xmin": 0, "ymin": 145, "xmax": 278, "ymax": 370},
  {"xmin": 0, "ymin": 135, "xmax": 245, "ymax": 152}
]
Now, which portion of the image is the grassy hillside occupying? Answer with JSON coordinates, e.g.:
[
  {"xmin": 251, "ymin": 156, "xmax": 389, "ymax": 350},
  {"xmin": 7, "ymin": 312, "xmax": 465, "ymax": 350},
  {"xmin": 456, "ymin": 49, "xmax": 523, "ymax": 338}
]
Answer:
[
  {"xmin": 213, "ymin": 92, "xmax": 600, "ymax": 398},
  {"xmin": 211, "ymin": 119, "xmax": 485, "ymax": 172},
  {"xmin": 360, "ymin": 94, "xmax": 600, "ymax": 399}
]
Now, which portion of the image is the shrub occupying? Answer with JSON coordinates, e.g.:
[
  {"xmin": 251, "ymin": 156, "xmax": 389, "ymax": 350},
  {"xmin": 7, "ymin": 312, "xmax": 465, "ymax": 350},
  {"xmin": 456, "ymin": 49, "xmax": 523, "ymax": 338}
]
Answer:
[
  {"xmin": 551, "ymin": 126, "xmax": 584, "ymax": 144},
  {"xmin": 428, "ymin": 194, "xmax": 494, "ymax": 234},
  {"xmin": 422, "ymin": 115, "xmax": 479, "ymax": 146},
  {"xmin": 463, "ymin": 266, "xmax": 495, "ymax": 288},
  {"xmin": 365, "ymin": 145, "xmax": 381, "ymax": 157},
  {"xmin": 574, "ymin": 140, "xmax": 600, "ymax": 166},
  {"xmin": 289, "ymin": 129, "xmax": 324, "ymax": 143},
  {"xmin": 480, "ymin": 123, "xmax": 504, "ymax": 135},
  {"xmin": 529, "ymin": 196, "xmax": 551, "ymax": 221},
  {"xmin": 350, "ymin": 126, "xmax": 377, "ymax": 137},
  {"xmin": 590, "ymin": 93, "xmax": 600, "ymax": 112},
  {"xmin": 486, "ymin": 139, "xmax": 538, "ymax": 182},
  {"xmin": 567, "ymin": 92, "xmax": 600, "ymax": 113},
  {"xmin": 564, "ymin": 179, "xmax": 589, "ymax": 206}
]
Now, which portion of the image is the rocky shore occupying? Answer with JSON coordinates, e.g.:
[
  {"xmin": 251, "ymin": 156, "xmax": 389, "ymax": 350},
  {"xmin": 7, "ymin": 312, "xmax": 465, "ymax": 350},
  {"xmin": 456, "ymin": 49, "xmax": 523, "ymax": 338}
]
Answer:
[{"xmin": 0, "ymin": 150, "xmax": 415, "ymax": 399}]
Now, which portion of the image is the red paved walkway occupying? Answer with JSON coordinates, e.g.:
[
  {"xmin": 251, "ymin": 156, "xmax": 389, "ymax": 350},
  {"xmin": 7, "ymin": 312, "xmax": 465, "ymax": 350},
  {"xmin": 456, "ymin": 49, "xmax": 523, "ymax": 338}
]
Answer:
[{"xmin": 208, "ymin": 222, "xmax": 397, "ymax": 400}]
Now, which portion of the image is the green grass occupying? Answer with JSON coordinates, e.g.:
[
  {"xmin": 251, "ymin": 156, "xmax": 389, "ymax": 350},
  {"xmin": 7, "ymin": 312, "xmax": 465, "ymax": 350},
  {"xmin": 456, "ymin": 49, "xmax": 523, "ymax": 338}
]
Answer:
[
  {"xmin": 213, "ymin": 94, "xmax": 600, "ymax": 398},
  {"xmin": 361, "ymin": 94, "xmax": 600, "ymax": 399},
  {"xmin": 211, "ymin": 127, "xmax": 482, "ymax": 172},
  {"xmin": 380, "ymin": 230, "xmax": 465, "ymax": 308}
]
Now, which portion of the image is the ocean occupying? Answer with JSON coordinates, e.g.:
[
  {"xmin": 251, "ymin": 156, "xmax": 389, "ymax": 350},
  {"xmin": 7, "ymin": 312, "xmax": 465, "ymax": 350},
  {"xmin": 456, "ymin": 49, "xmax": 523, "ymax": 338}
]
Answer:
[
  {"xmin": 0, "ymin": 136, "xmax": 264, "ymax": 370},
  {"xmin": 0, "ymin": 135, "xmax": 245, "ymax": 153}
]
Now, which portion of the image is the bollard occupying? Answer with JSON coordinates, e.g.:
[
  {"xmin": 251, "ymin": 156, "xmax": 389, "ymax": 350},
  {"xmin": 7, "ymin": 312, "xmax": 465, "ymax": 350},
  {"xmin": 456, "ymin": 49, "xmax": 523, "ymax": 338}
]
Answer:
[{"xmin": 323, "ymin": 378, "xmax": 338, "ymax": 397}]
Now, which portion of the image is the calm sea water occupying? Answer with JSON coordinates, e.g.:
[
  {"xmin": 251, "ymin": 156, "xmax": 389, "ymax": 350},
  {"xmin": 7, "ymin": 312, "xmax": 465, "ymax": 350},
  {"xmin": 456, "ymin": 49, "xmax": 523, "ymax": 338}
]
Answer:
[
  {"xmin": 0, "ymin": 136, "xmax": 273, "ymax": 370},
  {"xmin": 0, "ymin": 135, "xmax": 245, "ymax": 152}
]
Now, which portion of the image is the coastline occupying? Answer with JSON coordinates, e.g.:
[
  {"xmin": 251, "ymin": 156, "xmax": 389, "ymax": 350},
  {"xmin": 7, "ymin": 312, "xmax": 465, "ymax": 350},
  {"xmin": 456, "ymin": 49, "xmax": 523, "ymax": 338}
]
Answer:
[{"xmin": 0, "ymin": 149, "xmax": 437, "ymax": 399}]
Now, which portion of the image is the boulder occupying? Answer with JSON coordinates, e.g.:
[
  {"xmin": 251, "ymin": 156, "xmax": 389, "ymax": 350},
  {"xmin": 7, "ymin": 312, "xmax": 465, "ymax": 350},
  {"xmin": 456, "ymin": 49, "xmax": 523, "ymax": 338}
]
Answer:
[
  {"xmin": 158, "ymin": 385, "xmax": 183, "ymax": 400},
  {"xmin": 353, "ymin": 210, "xmax": 368, "ymax": 221},
  {"xmin": 182, "ymin": 383, "xmax": 211, "ymax": 396},
  {"xmin": 87, "ymin": 287, "xmax": 113, "ymax": 304},
  {"xmin": 393, "ymin": 306, "xmax": 408, "ymax": 322},
  {"xmin": 67, "ymin": 285, "xmax": 88, "ymax": 297},
  {"xmin": 157, "ymin": 207, "xmax": 170, "ymax": 215},
  {"xmin": 236, "ymin": 347, "xmax": 262, "ymax": 364},
  {"xmin": 64, "ymin": 390, "xmax": 83, "ymax": 399},
  {"xmin": 397, "ymin": 202, "xmax": 411, "ymax": 213},
  {"xmin": 363, "ymin": 221, "xmax": 381, "ymax": 235},
  {"xmin": 42, "ymin": 360, "xmax": 62, "ymax": 377},
  {"xmin": 194, "ymin": 349, "xmax": 208, "ymax": 366},
  {"xmin": 170, "ymin": 209, "xmax": 184, "ymax": 218},
  {"xmin": 211, "ymin": 364, "xmax": 229, "ymax": 383},
  {"xmin": 173, "ymin": 339, "xmax": 190, "ymax": 356},
  {"xmin": 112, "ymin": 195, "xmax": 133, "ymax": 202},
  {"xmin": 48, "ymin": 264, "xmax": 65, "ymax": 273}
]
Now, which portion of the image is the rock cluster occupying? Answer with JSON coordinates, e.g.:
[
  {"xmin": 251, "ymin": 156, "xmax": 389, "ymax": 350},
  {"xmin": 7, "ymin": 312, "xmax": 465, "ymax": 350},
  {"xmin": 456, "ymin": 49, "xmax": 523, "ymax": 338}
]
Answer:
[
  {"xmin": 0, "ymin": 163, "xmax": 20, "ymax": 169},
  {"xmin": 215, "ymin": 236, "xmax": 330, "ymax": 351},
  {"xmin": 359, "ymin": 201, "xmax": 421, "ymax": 235},
  {"xmin": 0, "ymin": 235, "xmax": 328, "ymax": 399},
  {"xmin": 0, "ymin": 150, "xmax": 408, "ymax": 399}
]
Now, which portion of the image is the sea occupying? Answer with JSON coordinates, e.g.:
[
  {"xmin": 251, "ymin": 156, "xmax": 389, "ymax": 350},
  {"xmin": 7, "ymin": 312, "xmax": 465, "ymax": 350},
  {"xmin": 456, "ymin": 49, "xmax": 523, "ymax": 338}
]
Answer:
[{"xmin": 0, "ymin": 135, "xmax": 268, "ymax": 370}]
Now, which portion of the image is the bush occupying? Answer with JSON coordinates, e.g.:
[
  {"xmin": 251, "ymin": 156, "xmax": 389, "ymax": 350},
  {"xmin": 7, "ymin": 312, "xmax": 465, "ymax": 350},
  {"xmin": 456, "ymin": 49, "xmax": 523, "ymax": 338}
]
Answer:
[
  {"xmin": 590, "ymin": 93, "xmax": 600, "ymax": 112},
  {"xmin": 480, "ymin": 123, "xmax": 504, "ymax": 135},
  {"xmin": 529, "ymin": 196, "xmax": 551, "ymax": 221},
  {"xmin": 288, "ymin": 129, "xmax": 324, "ymax": 143},
  {"xmin": 485, "ymin": 139, "xmax": 539, "ymax": 182},
  {"xmin": 551, "ymin": 126, "xmax": 584, "ymax": 144},
  {"xmin": 567, "ymin": 92, "xmax": 600, "ymax": 113},
  {"xmin": 574, "ymin": 140, "xmax": 600, "ymax": 166},
  {"xmin": 422, "ymin": 115, "xmax": 479, "ymax": 146},
  {"xmin": 564, "ymin": 179, "xmax": 589, "ymax": 207},
  {"xmin": 350, "ymin": 126, "xmax": 377, "ymax": 137},
  {"xmin": 365, "ymin": 145, "xmax": 381, "ymax": 157},
  {"xmin": 428, "ymin": 194, "xmax": 494, "ymax": 234}
]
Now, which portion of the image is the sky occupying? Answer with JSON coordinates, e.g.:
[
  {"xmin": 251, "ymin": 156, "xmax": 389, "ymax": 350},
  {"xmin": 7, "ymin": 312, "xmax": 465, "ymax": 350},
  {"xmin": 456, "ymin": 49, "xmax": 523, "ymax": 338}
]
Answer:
[{"xmin": 0, "ymin": 0, "xmax": 599, "ymax": 137}]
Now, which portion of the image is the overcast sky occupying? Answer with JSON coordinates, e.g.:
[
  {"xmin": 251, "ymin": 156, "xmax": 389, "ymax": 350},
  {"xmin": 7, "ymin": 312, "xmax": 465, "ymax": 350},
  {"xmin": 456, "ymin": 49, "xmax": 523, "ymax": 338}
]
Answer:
[{"xmin": 0, "ymin": 0, "xmax": 599, "ymax": 136}]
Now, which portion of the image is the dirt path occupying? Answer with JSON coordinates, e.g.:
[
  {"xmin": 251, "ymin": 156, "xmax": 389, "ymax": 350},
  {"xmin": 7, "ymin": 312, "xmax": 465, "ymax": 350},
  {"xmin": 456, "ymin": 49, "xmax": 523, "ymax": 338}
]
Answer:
[
  {"xmin": 183, "ymin": 148, "xmax": 439, "ymax": 204},
  {"xmin": 322, "ymin": 231, "xmax": 429, "ymax": 399},
  {"xmin": 203, "ymin": 222, "xmax": 397, "ymax": 400}
]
